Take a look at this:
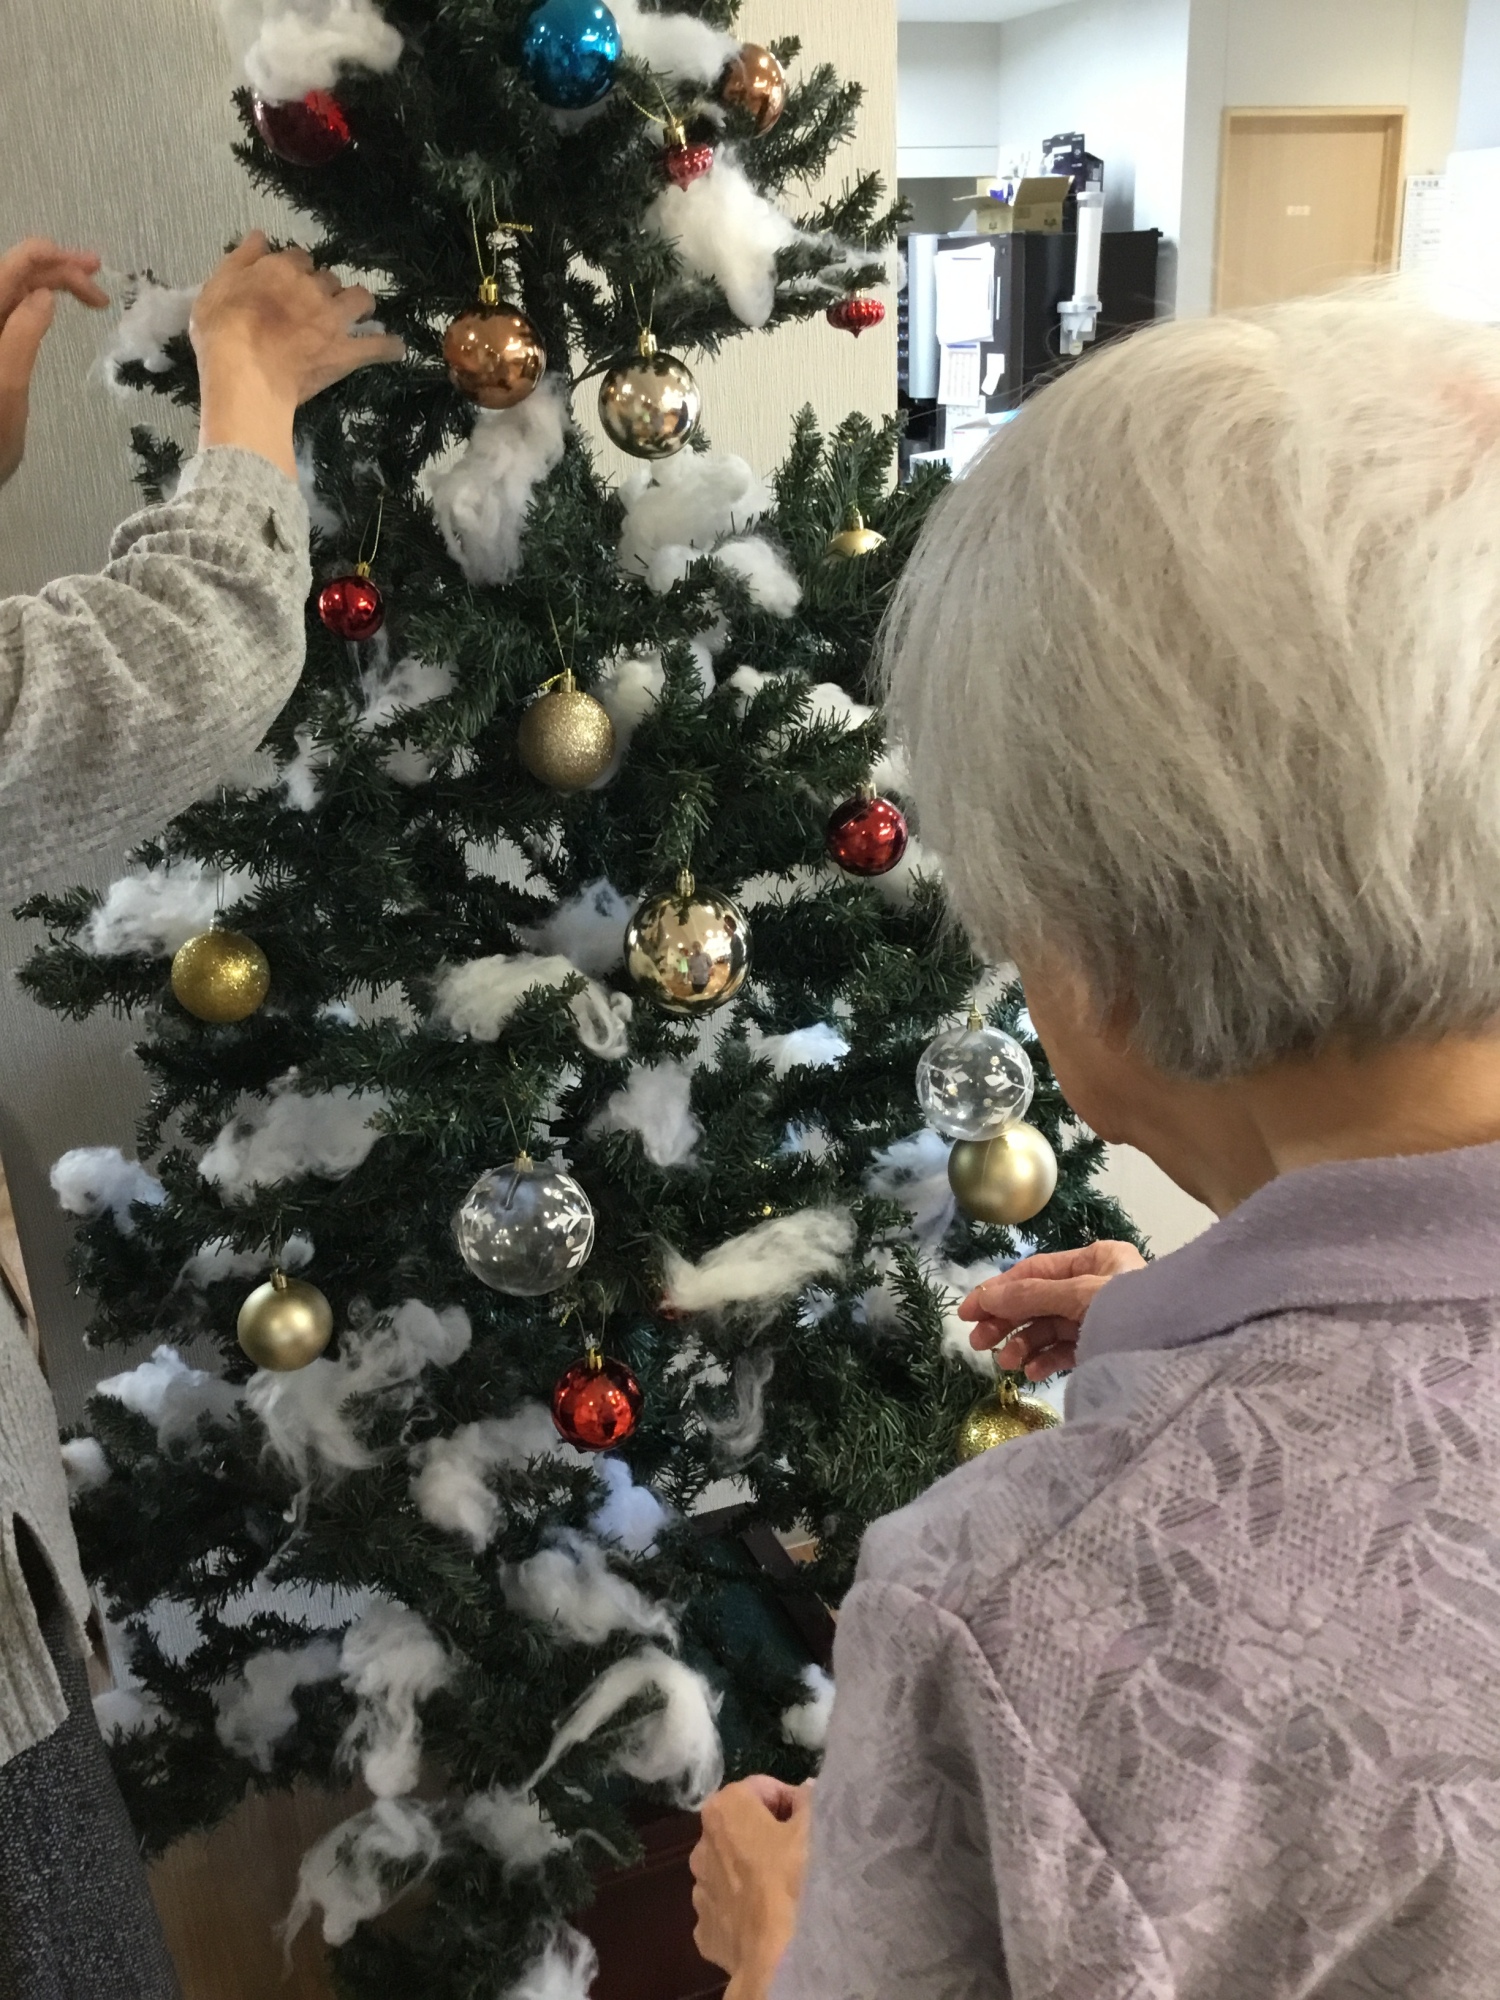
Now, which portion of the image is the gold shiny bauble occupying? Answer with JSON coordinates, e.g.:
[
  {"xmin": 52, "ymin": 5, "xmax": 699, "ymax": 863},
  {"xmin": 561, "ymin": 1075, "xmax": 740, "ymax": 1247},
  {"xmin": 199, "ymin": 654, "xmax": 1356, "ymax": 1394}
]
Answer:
[
  {"xmin": 625, "ymin": 869, "xmax": 750, "ymax": 1016},
  {"xmin": 517, "ymin": 671, "xmax": 616, "ymax": 790},
  {"xmin": 719, "ymin": 43, "xmax": 787, "ymax": 132},
  {"xmin": 443, "ymin": 280, "xmax": 546, "ymax": 409},
  {"xmin": 947, "ymin": 1121, "xmax": 1058, "ymax": 1225},
  {"xmin": 170, "ymin": 929, "xmax": 271, "ymax": 1023},
  {"xmin": 826, "ymin": 508, "xmax": 886, "ymax": 559},
  {"xmin": 237, "ymin": 1269, "xmax": 334, "ymax": 1371},
  {"xmin": 955, "ymin": 1377, "xmax": 1061, "ymax": 1462},
  {"xmin": 598, "ymin": 331, "xmax": 701, "ymax": 460}
]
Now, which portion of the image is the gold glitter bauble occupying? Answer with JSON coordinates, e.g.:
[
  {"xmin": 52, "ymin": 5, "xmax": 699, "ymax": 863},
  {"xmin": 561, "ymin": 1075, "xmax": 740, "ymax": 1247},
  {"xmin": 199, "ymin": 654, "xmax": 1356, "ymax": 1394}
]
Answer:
[
  {"xmin": 947, "ymin": 1122, "xmax": 1058, "ymax": 1225},
  {"xmin": 237, "ymin": 1270, "xmax": 334, "ymax": 1371},
  {"xmin": 718, "ymin": 43, "xmax": 787, "ymax": 132},
  {"xmin": 624, "ymin": 869, "xmax": 750, "ymax": 1016},
  {"xmin": 517, "ymin": 671, "xmax": 617, "ymax": 790},
  {"xmin": 443, "ymin": 280, "xmax": 546, "ymax": 409},
  {"xmin": 955, "ymin": 1377, "xmax": 1061, "ymax": 1462},
  {"xmin": 170, "ymin": 930, "xmax": 271, "ymax": 1023},
  {"xmin": 598, "ymin": 331, "xmax": 701, "ymax": 460},
  {"xmin": 827, "ymin": 508, "xmax": 885, "ymax": 559}
]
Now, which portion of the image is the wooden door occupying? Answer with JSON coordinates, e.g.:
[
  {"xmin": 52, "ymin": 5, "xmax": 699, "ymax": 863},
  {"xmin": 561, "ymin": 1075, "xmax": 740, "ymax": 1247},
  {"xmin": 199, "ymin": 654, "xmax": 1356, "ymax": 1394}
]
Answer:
[{"xmin": 1215, "ymin": 109, "xmax": 1406, "ymax": 310}]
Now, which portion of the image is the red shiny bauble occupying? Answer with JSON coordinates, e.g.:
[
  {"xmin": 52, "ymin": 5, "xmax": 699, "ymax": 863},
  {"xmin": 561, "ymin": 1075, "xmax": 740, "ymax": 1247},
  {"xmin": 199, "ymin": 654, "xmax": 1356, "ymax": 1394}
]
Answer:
[
  {"xmin": 663, "ymin": 140, "xmax": 714, "ymax": 189},
  {"xmin": 826, "ymin": 295, "xmax": 887, "ymax": 338},
  {"xmin": 317, "ymin": 572, "xmax": 385, "ymax": 641},
  {"xmin": 552, "ymin": 1355, "xmax": 643, "ymax": 1451},
  {"xmin": 251, "ymin": 90, "xmax": 352, "ymax": 167},
  {"xmin": 825, "ymin": 793, "xmax": 909, "ymax": 876}
]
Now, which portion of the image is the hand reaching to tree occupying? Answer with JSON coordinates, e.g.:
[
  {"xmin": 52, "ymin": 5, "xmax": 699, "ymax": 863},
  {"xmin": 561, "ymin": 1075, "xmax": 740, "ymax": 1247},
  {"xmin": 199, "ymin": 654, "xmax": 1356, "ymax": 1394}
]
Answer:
[
  {"xmin": 958, "ymin": 1240, "xmax": 1147, "ymax": 1379},
  {"xmin": 0, "ymin": 239, "xmax": 110, "ymax": 486},
  {"xmin": 691, "ymin": 1777, "xmax": 814, "ymax": 2000}
]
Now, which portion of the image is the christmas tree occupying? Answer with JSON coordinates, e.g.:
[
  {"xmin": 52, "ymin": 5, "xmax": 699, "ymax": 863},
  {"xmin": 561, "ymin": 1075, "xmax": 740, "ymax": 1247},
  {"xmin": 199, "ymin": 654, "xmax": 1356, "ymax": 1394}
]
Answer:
[{"xmin": 19, "ymin": 2, "xmax": 1140, "ymax": 1991}]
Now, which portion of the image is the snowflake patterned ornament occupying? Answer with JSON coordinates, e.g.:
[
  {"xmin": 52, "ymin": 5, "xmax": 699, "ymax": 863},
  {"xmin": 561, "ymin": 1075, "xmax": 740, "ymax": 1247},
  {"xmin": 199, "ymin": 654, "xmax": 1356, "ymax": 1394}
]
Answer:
[
  {"xmin": 916, "ymin": 1008, "xmax": 1034, "ymax": 1142},
  {"xmin": 452, "ymin": 1156, "xmax": 595, "ymax": 1295}
]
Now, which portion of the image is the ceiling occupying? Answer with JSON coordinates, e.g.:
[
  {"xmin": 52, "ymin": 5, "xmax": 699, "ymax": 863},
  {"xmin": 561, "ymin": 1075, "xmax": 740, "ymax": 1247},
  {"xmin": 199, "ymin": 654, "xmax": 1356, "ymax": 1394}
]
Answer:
[{"xmin": 896, "ymin": 0, "xmax": 1076, "ymax": 19}]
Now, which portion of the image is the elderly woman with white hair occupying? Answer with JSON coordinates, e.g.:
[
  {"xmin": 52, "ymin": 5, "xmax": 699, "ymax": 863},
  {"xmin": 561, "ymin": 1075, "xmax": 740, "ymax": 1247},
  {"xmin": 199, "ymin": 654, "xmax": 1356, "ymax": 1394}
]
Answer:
[{"xmin": 689, "ymin": 287, "xmax": 1500, "ymax": 2000}]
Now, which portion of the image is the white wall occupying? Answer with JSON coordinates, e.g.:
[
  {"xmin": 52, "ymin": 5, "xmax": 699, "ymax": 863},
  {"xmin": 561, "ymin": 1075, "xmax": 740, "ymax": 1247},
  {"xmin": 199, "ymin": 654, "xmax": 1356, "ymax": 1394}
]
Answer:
[
  {"xmin": 897, "ymin": 21, "xmax": 1005, "ymax": 175},
  {"xmin": 1455, "ymin": 0, "xmax": 1500, "ymax": 147}
]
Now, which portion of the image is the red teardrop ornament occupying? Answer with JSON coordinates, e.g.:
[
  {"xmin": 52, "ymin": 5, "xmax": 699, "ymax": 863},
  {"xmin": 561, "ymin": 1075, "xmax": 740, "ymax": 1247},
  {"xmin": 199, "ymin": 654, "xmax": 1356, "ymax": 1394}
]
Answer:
[
  {"xmin": 825, "ymin": 793, "xmax": 908, "ymax": 877},
  {"xmin": 252, "ymin": 90, "xmax": 352, "ymax": 167},
  {"xmin": 317, "ymin": 572, "xmax": 385, "ymax": 641},
  {"xmin": 663, "ymin": 140, "xmax": 714, "ymax": 190},
  {"xmin": 551, "ymin": 1354, "xmax": 643, "ymax": 1451},
  {"xmin": 826, "ymin": 295, "xmax": 887, "ymax": 338}
]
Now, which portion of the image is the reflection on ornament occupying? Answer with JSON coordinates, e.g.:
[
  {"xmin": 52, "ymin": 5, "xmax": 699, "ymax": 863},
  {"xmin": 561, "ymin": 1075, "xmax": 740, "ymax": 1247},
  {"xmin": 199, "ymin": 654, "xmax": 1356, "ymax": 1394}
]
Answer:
[
  {"xmin": 625, "ymin": 870, "xmax": 750, "ymax": 1017},
  {"xmin": 552, "ymin": 1349, "xmax": 642, "ymax": 1449},
  {"xmin": 826, "ymin": 295, "xmax": 886, "ymax": 338},
  {"xmin": 826, "ymin": 508, "xmax": 885, "ymax": 559},
  {"xmin": 517, "ymin": 669, "xmax": 616, "ymax": 789},
  {"xmin": 453, "ymin": 1155, "xmax": 595, "ymax": 1295},
  {"xmin": 662, "ymin": 124, "xmax": 714, "ymax": 188},
  {"xmin": 718, "ymin": 44, "xmax": 786, "ymax": 132},
  {"xmin": 251, "ymin": 91, "xmax": 351, "ymax": 166},
  {"xmin": 948, "ymin": 1122, "xmax": 1058, "ymax": 1225},
  {"xmin": 521, "ymin": 0, "xmax": 622, "ymax": 109},
  {"xmin": 170, "ymin": 930, "xmax": 271, "ymax": 1024},
  {"xmin": 444, "ymin": 279, "xmax": 546, "ymax": 408},
  {"xmin": 917, "ymin": 1010, "xmax": 1034, "ymax": 1141},
  {"xmin": 955, "ymin": 1377, "xmax": 1060, "ymax": 1462},
  {"xmin": 237, "ymin": 1269, "xmax": 334, "ymax": 1371},
  {"xmin": 317, "ymin": 567, "xmax": 384, "ymax": 641},
  {"xmin": 825, "ymin": 789, "xmax": 908, "ymax": 877},
  {"xmin": 598, "ymin": 330, "xmax": 701, "ymax": 460}
]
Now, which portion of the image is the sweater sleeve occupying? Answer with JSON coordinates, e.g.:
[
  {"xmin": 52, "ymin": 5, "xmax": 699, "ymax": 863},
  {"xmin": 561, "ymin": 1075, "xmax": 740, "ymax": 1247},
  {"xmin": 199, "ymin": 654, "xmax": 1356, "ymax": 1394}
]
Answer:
[{"xmin": 0, "ymin": 446, "xmax": 311, "ymax": 903}]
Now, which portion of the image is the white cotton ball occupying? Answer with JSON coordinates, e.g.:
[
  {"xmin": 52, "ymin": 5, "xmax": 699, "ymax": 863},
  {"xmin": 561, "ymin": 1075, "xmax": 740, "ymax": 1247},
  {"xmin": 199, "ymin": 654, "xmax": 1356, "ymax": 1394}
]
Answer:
[
  {"xmin": 589, "ymin": 1063, "xmax": 700, "ymax": 1168},
  {"xmin": 358, "ymin": 655, "xmax": 454, "ymax": 733},
  {"xmin": 281, "ymin": 723, "xmax": 335, "ymax": 812},
  {"xmin": 431, "ymin": 951, "xmax": 629, "ymax": 1059},
  {"xmin": 781, "ymin": 1665, "xmax": 834, "ymax": 1750},
  {"xmin": 409, "ymin": 1404, "xmax": 589, "ymax": 1552},
  {"xmin": 83, "ymin": 858, "xmax": 256, "ymax": 957},
  {"xmin": 93, "ymin": 1686, "xmax": 166, "ymax": 1741},
  {"xmin": 284, "ymin": 1797, "xmax": 442, "ymax": 1949},
  {"xmin": 647, "ymin": 155, "xmax": 802, "ymax": 328},
  {"xmin": 503, "ymin": 1928, "xmax": 599, "ymax": 2000},
  {"xmin": 95, "ymin": 1344, "xmax": 242, "ymax": 1448},
  {"xmin": 60, "ymin": 1436, "xmax": 110, "ymax": 1496},
  {"xmin": 713, "ymin": 536, "xmax": 802, "ymax": 617},
  {"xmin": 519, "ymin": 880, "xmax": 632, "ymax": 977},
  {"xmin": 931, "ymin": 1257, "xmax": 1007, "ymax": 1377},
  {"xmin": 502, "ymin": 1532, "xmax": 676, "ymax": 1647},
  {"xmin": 199, "ymin": 1081, "xmax": 388, "ymax": 1200},
  {"xmin": 339, "ymin": 1602, "xmax": 452, "ymax": 1798},
  {"xmin": 661, "ymin": 1207, "xmax": 856, "ymax": 1316},
  {"xmin": 223, "ymin": 0, "xmax": 404, "ymax": 102},
  {"xmin": 745, "ymin": 1021, "xmax": 850, "ymax": 1077},
  {"xmin": 101, "ymin": 278, "xmax": 199, "ymax": 388},
  {"xmin": 462, "ymin": 1788, "xmax": 568, "ymax": 1874},
  {"xmin": 51, "ymin": 1147, "xmax": 165, "ymax": 1234},
  {"xmin": 213, "ymin": 1639, "xmax": 342, "ymax": 1770},
  {"xmin": 179, "ymin": 1232, "xmax": 313, "ymax": 1288},
  {"xmin": 588, "ymin": 1455, "xmax": 670, "ymax": 1555},
  {"xmin": 527, "ymin": 1646, "xmax": 723, "ymax": 1807},
  {"xmin": 617, "ymin": 449, "xmax": 771, "ymax": 584},
  {"xmin": 612, "ymin": 0, "xmax": 737, "ymax": 83},
  {"xmin": 865, "ymin": 1129, "xmax": 956, "ymax": 1245},
  {"xmin": 702, "ymin": 1350, "xmax": 773, "ymax": 1461},
  {"xmin": 423, "ymin": 377, "xmax": 569, "ymax": 586}
]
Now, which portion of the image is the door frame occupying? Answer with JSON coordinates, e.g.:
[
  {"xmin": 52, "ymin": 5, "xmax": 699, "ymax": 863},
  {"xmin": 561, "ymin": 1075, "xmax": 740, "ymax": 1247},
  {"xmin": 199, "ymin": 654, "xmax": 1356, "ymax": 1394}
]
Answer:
[{"xmin": 1213, "ymin": 105, "xmax": 1408, "ymax": 312}]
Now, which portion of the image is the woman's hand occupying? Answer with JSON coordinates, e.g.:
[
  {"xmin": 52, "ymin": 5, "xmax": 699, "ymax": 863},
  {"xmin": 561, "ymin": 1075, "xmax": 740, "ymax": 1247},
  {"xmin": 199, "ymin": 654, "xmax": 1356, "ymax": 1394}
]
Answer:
[
  {"xmin": 958, "ymin": 1240, "xmax": 1146, "ymax": 1379},
  {"xmin": 691, "ymin": 1776, "xmax": 814, "ymax": 2000},
  {"xmin": 193, "ymin": 231, "xmax": 405, "ymax": 480},
  {"xmin": 0, "ymin": 239, "xmax": 110, "ymax": 486}
]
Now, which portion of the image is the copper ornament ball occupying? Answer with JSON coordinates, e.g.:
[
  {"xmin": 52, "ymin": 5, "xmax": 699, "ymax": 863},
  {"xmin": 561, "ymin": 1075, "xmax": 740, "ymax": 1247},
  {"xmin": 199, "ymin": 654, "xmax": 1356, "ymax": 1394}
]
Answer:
[
  {"xmin": 625, "ymin": 870, "xmax": 750, "ymax": 1017},
  {"xmin": 170, "ymin": 930, "xmax": 271, "ymax": 1024},
  {"xmin": 955, "ymin": 1378, "xmax": 1060, "ymax": 1462},
  {"xmin": 444, "ymin": 283, "xmax": 546, "ymax": 409},
  {"xmin": 598, "ymin": 332, "xmax": 701, "ymax": 461},
  {"xmin": 517, "ymin": 672, "xmax": 616, "ymax": 790},
  {"xmin": 947, "ymin": 1122, "xmax": 1059, "ymax": 1226},
  {"xmin": 237, "ymin": 1270, "xmax": 334, "ymax": 1371},
  {"xmin": 318, "ymin": 570, "xmax": 384, "ymax": 641},
  {"xmin": 718, "ymin": 43, "xmax": 787, "ymax": 132},
  {"xmin": 552, "ymin": 1353, "xmax": 643, "ymax": 1450}
]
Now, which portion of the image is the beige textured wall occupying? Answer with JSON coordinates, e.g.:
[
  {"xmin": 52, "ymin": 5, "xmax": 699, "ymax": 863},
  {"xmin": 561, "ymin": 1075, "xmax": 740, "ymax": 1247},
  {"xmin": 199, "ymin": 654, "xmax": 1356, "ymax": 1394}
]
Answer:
[{"xmin": 0, "ymin": 0, "xmax": 897, "ymax": 1415}]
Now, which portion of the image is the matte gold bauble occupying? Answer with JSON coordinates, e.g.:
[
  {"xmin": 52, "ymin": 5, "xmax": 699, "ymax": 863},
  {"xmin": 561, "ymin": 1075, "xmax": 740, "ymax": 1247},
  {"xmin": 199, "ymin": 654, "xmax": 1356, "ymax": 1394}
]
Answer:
[
  {"xmin": 826, "ymin": 508, "xmax": 885, "ymax": 559},
  {"xmin": 443, "ymin": 278, "xmax": 546, "ymax": 409},
  {"xmin": 718, "ymin": 43, "xmax": 787, "ymax": 132},
  {"xmin": 237, "ymin": 1270, "xmax": 334, "ymax": 1371},
  {"xmin": 955, "ymin": 1377, "xmax": 1061, "ymax": 1462},
  {"xmin": 625, "ymin": 869, "xmax": 750, "ymax": 1016},
  {"xmin": 170, "ymin": 930, "xmax": 271, "ymax": 1023},
  {"xmin": 598, "ymin": 330, "xmax": 701, "ymax": 460},
  {"xmin": 947, "ymin": 1122, "xmax": 1058, "ymax": 1225},
  {"xmin": 517, "ymin": 671, "xmax": 616, "ymax": 790}
]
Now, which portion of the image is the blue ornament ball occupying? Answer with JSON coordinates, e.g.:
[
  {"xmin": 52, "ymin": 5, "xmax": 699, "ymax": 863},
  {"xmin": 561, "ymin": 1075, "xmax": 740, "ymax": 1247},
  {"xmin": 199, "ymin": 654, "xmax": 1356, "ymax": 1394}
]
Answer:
[{"xmin": 521, "ymin": 0, "xmax": 622, "ymax": 109}]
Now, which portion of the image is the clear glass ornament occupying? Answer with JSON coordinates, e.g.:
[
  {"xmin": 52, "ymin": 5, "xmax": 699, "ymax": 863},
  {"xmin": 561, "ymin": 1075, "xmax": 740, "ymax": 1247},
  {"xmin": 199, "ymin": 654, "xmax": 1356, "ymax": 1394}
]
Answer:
[
  {"xmin": 916, "ymin": 1011, "xmax": 1034, "ymax": 1142},
  {"xmin": 452, "ymin": 1156, "xmax": 595, "ymax": 1296}
]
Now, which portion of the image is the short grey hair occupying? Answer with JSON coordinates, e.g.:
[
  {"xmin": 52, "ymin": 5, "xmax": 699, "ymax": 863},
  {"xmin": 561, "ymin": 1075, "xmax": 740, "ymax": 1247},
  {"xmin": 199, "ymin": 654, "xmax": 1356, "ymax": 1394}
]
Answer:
[{"xmin": 886, "ymin": 286, "xmax": 1500, "ymax": 1079}]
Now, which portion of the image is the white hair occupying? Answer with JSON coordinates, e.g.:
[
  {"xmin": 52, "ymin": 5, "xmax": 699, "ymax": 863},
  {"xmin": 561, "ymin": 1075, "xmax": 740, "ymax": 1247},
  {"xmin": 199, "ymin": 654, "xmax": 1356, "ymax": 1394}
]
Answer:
[{"xmin": 886, "ymin": 284, "xmax": 1500, "ymax": 1079}]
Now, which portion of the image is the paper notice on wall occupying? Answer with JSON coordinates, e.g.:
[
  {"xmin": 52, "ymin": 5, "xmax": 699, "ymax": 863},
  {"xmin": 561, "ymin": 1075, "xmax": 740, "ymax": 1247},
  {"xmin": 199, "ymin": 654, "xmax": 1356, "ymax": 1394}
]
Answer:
[
  {"xmin": 933, "ymin": 243, "xmax": 995, "ymax": 346},
  {"xmin": 938, "ymin": 343, "xmax": 982, "ymax": 406},
  {"xmin": 1400, "ymin": 174, "xmax": 1447, "ymax": 275},
  {"xmin": 981, "ymin": 352, "xmax": 1005, "ymax": 395}
]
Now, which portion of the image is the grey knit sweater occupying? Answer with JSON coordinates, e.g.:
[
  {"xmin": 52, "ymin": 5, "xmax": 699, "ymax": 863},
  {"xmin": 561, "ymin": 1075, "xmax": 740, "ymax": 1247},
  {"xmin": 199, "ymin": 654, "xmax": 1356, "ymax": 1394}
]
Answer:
[{"xmin": 0, "ymin": 446, "xmax": 310, "ymax": 1766}]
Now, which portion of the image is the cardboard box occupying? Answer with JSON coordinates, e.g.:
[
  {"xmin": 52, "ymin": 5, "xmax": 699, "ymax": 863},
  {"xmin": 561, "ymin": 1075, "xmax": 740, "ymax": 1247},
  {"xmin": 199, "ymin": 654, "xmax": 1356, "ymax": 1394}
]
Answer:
[{"xmin": 955, "ymin": 174, "xmax": 1071, "ymax": 235}]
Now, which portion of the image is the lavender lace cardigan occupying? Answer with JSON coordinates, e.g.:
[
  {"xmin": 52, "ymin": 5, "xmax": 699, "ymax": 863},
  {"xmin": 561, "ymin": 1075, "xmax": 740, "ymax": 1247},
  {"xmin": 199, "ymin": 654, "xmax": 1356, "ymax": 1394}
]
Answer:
[
  {"xmin": 0, "ymin": 448, "xmax": 309, "ymax": 1766},
  {"xmin": 776, "ymin": 1145, "xmax": 1500, "ymax": 1999}
]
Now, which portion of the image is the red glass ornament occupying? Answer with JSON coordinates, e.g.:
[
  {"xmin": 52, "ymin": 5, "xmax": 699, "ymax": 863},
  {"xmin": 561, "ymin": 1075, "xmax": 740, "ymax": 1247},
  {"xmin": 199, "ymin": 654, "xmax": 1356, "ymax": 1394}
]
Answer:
[
  {"xmin": 252, "ymin": 90, "xmax": 352, "ymax": 167},
  {"xmin": 552, "ymin": 1354, "xmax": 643, "ymax": 1451},
  {"xmin": 826, "ymin": 295, "xmax": 887, "ymax": 338},
  {"xmin": 663, "ymin": 140, "xmax": 714, "ymax": 189},
  {"xmin": 825, "ymin": 792, "xmax": 908, "ymax": 877},
  {"xmin": 318, "ymin": 571, "xmax": 385, "ymax": 641}
]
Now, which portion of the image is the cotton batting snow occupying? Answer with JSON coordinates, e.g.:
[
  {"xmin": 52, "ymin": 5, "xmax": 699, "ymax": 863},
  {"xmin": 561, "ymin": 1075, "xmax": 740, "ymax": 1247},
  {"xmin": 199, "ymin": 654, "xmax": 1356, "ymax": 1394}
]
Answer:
[
  {"xmin": 83, "ymin": 857, "xmax": 255, "ymax": 957},
  {"xmin": 94, "ymin": 1686, "xmax": 166, "ymax": 1741},
  {"xmin": 284, "ymin": 1796, "xmax": 441, "ymax": 1948},
  {"xmin": 503, "ymin": 1532, "xmax": 676, "ymax": 1648},
  {"xmin": 612, "ymin": 0, "xmax": 737, "ymax": 83},
  {"xmin": 588, "ymin": 642, "xmax": 715, "ymax": 779},
  {"xmin": 589, "ymin": 1454, "xmax": 670, "ymax": 1554},
  {"xmin": 198, "ymin": 1081, "xmax": 388, "ymax": 1200},
  {"xmin": 102, "ymin": 277, "xmax": 199, "ymax": 387},
  {"xmin": 866, "ymin": 1129, "xmax": 956, "ymax": 1245},
  {"xmin": 95, "ymin": 1345, "xmax": 241, "ymax": 1448},
  {"xmin": 519, "ymin": 879, "xmax": 632, "ymax": 977},
  {"xmin": 781, "ymin": 1664, "xmax": 834, "ymax": 1750},
  {"xmin": 339, "ymin": 1602, "xmax": 452, "ymax": 1797},
  {"xmin": 647, "ymin": 155, "xmax": 803, "ymax": 328},
  {"xmin": 220, "ymin": 0, "xmax": 403, "ymax": 102},
  {"xmin": 702, "ymin": 1349, "xmax": 774, "ymax": 1461},
  {"xmin": 661, "ymin": 1207, "xmax": 856, "ymax": 1316},
  {"xmin": 745, "ymin": 1021, "xmax": 850, "ymax": 1077},
  {"xmin": 423, "ymin": 376, "xmax": 568, "ymax": 586},
  {"xmin": 432, "ymin": 951, "xmax": 631, "ymax": 1060},
  {"xmin": 713, "ymin": 536, "xmax": 802, "ymax": 616},
  {"xmin": 590, "ymin": 1063, "xmax": 700, "ymax": 1167},
  {"xmin": 60, "ymin": 1436, "xmax": 110, "ymax": 1496},
  {"xmin": 527, "ymin": 1645, "xmax": 723, "ymax": 1807},
  {"xmin": 617, "ymin": 449, "xmax": 770, "ymax": 588},
  {"xmin": 179, "ymin": 1232, "xmax": 313, "ymax": 1288},
  {"xmin": 462, "ymin": 1788, "xmax": 568, "ymax": 1874},
  {"xmin": 503, "ymin": 1928, "xmax": 599, "ymax": 2000},
  {"xmin": 51, "ymin": 1147, "xmax": 164, "ymax": 1234},
  {"xmin": 213, "ymin": 1639, "xmax": 342, "ymax": 1770},
  {"xmin": 409, "ymin": 1403, "xmax": 588, "ymax": 1551},
  {"xmin": 728, "ymin": 667, "xmax": 905, "ymax": 794}
]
